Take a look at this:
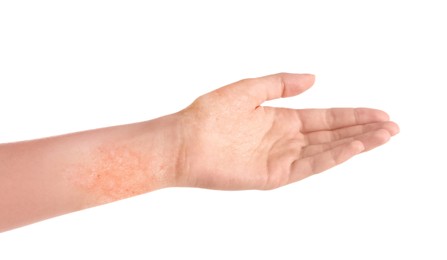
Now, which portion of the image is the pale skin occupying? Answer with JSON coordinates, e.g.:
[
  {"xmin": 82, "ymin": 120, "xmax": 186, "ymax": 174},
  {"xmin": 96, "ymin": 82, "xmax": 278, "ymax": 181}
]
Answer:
[{"xmin": 0, "ymin": 73, "xmax": 399, "ymax": 232}]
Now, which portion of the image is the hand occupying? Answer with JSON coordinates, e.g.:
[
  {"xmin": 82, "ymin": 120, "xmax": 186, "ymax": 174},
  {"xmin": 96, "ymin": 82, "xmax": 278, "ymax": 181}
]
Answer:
[{"xmin": 174, "ymin": 73, "xmax": 399, "ymax": 190}]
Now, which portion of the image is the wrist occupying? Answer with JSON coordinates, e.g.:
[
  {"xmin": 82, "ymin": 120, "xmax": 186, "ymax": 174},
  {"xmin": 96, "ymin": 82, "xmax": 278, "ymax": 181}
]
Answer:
[{"xmin": 137, "ymin": 113, "xmax": 184, "ymax": 191}]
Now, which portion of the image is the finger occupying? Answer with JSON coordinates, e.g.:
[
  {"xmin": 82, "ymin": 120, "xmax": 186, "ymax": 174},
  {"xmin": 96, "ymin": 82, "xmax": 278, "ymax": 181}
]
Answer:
[
  {"xmin": 304, "ymin": 121, "xmax": 399, "ymax": 145},
  {"xmin": 253, "ymin": 73, "xmax": 316, "ymax": 103},
  {"xmin": 289, "ymin": 140, "xmax": 365, "ymax": 183},
  {"xmin": 219, "ymin": 73, "xmax": 315, "ymax": 107},
  {"xmin": 301, "ymin": 129, "xmax": 391, "ymax": 158},
  {"xmin": 297, "ymin": 108, "xmax": 390, "ymax": 133}
]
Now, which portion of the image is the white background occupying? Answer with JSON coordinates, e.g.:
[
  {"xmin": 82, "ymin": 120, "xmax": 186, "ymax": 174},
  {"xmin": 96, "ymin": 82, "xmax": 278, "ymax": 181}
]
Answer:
[{"xmin": 0, "ymin": 0, "xmax": 446, "ymax": 259}]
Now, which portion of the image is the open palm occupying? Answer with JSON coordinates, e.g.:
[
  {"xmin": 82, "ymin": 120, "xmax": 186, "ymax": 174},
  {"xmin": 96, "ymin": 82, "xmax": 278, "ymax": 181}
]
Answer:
[{"xmin": 176, "ymin": 73, "xmax": 398, "ymax": 190}]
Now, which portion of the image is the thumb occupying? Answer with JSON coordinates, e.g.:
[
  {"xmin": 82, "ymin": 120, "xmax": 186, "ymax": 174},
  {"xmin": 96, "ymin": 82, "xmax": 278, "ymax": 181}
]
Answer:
[{"xmin": 225, "ymin": 73, "xmax": 316, "ymax": 107}]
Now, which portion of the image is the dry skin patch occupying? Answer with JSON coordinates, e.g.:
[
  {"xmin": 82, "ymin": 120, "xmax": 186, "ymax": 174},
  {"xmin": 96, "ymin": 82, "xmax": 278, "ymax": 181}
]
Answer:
[{"xmin": 69, "ymin": 144, "xmax": 156, "ymax": 204}]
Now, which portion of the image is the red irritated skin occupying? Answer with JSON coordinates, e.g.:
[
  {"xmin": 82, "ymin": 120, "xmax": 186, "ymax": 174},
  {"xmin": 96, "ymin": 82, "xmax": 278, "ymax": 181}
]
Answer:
[
  {"xmin": 65, "ymin": 115, "xmax": 181, "ymax": 206},
  {"xmin": 0, "ymin": 73, "xmax": 399, "ymax": 232},
  {"xmin": 68, "ymin": 144, "xmax": 155, "ymax": 205}
]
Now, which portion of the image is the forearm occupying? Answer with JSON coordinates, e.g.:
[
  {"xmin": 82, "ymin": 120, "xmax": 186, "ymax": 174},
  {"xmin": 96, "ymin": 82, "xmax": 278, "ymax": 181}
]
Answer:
[{"xmin": 0, "ymin": 114, "xmax": 181, "ymax": 232}]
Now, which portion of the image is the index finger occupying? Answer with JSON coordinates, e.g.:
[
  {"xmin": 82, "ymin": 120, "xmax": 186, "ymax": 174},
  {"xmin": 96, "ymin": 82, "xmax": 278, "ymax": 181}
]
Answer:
[{"xmin": 297, "ymin": 108, "xmax": 390, "ymax": 133}]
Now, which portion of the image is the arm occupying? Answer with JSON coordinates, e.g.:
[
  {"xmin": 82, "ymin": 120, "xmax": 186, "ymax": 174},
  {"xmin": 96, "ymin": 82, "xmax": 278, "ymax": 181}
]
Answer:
[
  {"xmin": 0, "ymin": 73, "xmax": 399, "ymax": 232},
  {"xmin": 0, "ymin": 115, "xmax": 182, "ymax": 231}
]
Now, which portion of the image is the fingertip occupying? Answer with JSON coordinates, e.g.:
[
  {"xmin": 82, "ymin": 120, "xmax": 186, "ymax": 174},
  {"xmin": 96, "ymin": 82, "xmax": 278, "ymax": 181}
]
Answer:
[
  {"xmin": 383, "ymin": 121, "xmax": 400, "ymax": 136},
  {"xmin": 302, "ymin": 73, "xmax": 316, "ymax": 81},
  {"xmin": 392, "ymin": 122, "xmax": 400, "ymax": 135},
  {"xmin": 355, "ymin": 108, "xmax": 390, "ymax": 123},
  {"xmin": 375, "ymin": 129, "xmax": 392, "ymax": 143},
  {"xmin": 280, "ymin": 73, "xmax": 316, "ymax": 97},
  {"xmin": 299, "ymin": 73, "xmax": 316, "ymax": 87},
  {"xmin": 374, "ymin": 109, "xmax": 390, "ymax": 121}
]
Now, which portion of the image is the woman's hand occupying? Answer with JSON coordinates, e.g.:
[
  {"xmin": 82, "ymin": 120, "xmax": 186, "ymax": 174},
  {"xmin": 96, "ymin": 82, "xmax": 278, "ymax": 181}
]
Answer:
[{"xmin": 174, "ymin": 73, "xmax": 399, "ymax": 190}]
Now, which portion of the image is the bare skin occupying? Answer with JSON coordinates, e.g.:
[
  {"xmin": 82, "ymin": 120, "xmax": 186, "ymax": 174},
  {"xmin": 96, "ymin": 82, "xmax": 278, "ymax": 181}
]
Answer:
[{"xmin": 0, "ymin": 73, "xmax": 399, "ymax": 232}]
